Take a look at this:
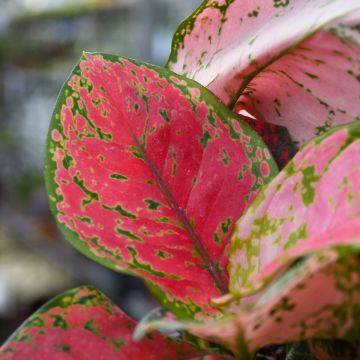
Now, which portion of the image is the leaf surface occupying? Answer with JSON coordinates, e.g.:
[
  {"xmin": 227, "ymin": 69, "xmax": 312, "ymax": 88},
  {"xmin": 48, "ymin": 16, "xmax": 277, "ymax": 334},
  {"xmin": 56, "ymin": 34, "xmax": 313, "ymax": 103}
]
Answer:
[
  {"xmin": 229, "ymin": 121, "xmax": 360, "ymax": 292},
  {"xmin": 236, "ymin": 25, "xmax": 360, "ymax": 147},
  {"xmin": 136, "ymin": 123, "xmax": 360, "ymax": 355},
  {"xmin": 0, "ymin": 286, "xmax": 203, "ymax": 360},
  {"xmin": 167, "ymin": 0, "xmax": 359, "ymax": 107},
  {"xmin": 137, "ymin": 229, "xmax": 360, "ymax": 357},
  {"xmin": 45, "ymin": 53, "xmax": 277, "ymax": 318}
]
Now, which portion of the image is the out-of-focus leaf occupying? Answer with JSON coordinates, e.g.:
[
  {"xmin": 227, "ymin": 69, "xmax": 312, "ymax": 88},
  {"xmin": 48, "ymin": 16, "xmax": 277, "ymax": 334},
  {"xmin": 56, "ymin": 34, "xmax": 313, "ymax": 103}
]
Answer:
[
  {"xmin": 0, "ymin": 286, "xmax": 204, "ymax": 360},
  {"xmin": 45, "ymin": 53, "xmax": 277, "ymax": 319},
  {"xmin": 285, "ymin": 339, "xmax": 356, "ymax": 360},
  {"xmin": 167, "ymin": 0, "xmax": 359, "ymax": 107}
]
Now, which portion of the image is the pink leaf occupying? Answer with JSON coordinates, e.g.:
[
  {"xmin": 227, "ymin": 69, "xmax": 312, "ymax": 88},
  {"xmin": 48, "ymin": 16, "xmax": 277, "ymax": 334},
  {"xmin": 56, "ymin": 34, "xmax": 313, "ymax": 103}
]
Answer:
[
  {"xmin": 45, "ymin": 53, "xmax": 277, "ymax": 319},
  {"xmin": 236, "ymin": 26, "xmax": 360, "ymax": 147},
  {"xmin": 229, "ymin": 122, "xmax": 360, "ymax": 292},
  {"xmin": 167, "ymin": 0, "xmax": 359, "ymax": 107},
  {"xmin": 186, "ymin": 253, "xmax": 360, "ymax": 355}
]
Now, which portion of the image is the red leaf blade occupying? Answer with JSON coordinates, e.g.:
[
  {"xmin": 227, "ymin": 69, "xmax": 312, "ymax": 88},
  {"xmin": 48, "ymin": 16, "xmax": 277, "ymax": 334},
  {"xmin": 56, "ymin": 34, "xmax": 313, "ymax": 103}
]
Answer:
[
  {"xmin": 0, "ymin": 286, "xmax": 201, "ymax": 360},
  {"xmin": 45, "ymin": 53, "xmax": 277, "ymax": 318}
]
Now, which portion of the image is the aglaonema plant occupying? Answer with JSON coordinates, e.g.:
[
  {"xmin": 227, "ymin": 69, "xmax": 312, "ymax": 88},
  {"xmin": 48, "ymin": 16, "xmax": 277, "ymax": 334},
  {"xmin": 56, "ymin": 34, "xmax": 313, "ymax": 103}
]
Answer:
[{"xmin": 1, "ymin": 0, "xmax": 359, "ymax": 359}]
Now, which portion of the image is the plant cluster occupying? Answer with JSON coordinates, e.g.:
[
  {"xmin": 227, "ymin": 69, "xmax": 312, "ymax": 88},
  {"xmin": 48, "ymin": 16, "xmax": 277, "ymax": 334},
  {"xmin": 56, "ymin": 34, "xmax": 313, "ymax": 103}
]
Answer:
[{"xmin": 1, "ymin": 1, "xmax": 360, "ymax": 359}]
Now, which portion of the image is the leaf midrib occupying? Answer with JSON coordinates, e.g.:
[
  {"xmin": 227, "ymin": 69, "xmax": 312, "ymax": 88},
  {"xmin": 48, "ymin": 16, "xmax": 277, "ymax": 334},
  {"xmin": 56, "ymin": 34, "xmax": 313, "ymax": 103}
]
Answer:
[{"xmin": 135, "ymin": 137, "xmax": 228, "ymax": 294}]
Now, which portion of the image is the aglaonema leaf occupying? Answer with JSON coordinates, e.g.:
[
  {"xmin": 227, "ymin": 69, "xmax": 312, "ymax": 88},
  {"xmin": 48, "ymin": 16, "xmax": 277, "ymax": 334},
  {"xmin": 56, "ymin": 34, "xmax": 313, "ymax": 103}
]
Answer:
[
  {"xmin": 0, "ymin": 286, "xmax": 205, "ymax": 360},
  {"xmin": 45, "ymin": 53, "xmax": 277, "ymax": 319},
  {"xmin": 135, "ymin": 122, "xmax": 360, "ymax": 356},
  {"xmin": 137, "ymin": 251, "xmax": 360, "ymax": 356},
  {"xmin": 229, "ymin": 121, "xmax": 360, "ymax": 292},
  {"xmin": 167, "ymin": 0, "xmax": 359, "ymax": 108},
  {"xmin": 236, "ymin": 24, "xmax": 360, "ymax": 147}
]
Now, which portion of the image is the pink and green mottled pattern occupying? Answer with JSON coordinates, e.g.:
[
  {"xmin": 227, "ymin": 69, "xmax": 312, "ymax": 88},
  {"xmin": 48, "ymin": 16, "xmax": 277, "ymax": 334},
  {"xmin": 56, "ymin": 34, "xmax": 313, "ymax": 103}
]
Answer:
[
  {"xmin": 137, "ymin": 252, "xmax": 360, "ymax": 357},
  {"xmin": 173, "ymin": 253, "xmax": 360, "ymax": 357},
  {"xmin": 136, "ymin": 122, "xmax": 360, "ymax": 356},
  {"xmin": 236, "ymin": 25, "xmax": 360, "ymax": 147},
  {"xmin": 45, "ymin": 53, "xmax": 277, "ymax": 319},
  {"xmin": 0, "ymin": 286, "xmax": 205, "ymax": 360},
  {"xmin": 167, "ymin": 0, "xmax": 359, "ymax": 107},
  {"xmin": 229, "ymin": 121, "xmax": 360, "ymax": 292}
]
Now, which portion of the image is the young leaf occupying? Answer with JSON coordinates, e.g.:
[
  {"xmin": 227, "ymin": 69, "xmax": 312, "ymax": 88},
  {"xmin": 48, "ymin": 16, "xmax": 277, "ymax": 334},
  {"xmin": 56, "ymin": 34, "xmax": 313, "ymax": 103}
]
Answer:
[
  {"xmin": 167, "ymin": 0, "xmax": 359, "ymax": 107},
  {"xmin": 236, "ymin": 26, "xmax": 360, "ymax": 147},
  {"xmin": 0, "ymin": 286, "xmax": 204, "ymax": 360},
  {"xmin": 45, "ymin": 53, "xmax": 277, "ymax": 319}
]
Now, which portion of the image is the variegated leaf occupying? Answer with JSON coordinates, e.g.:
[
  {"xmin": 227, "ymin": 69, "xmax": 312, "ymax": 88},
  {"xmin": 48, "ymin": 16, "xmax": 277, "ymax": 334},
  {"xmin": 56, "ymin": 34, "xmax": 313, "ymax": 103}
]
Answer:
[
  {"xmin": 136, "ymin": 123, "xmax": 360, "ymax": 356},
  {"xmin": 236, "ymin": 25, "xmax": 360, "ymax": 147},
  {"xmin": 0, "ymin": 286, "xmax": 205, "ymax": 360},
  {"xmin": 136, "ymin": 246, "xmax": 360, "ymax": 357},
  {"xmin": 45, "ymin": 53, "xmax": 277, "ymax": 319},
  {"xmin": 229, "ymin": 122, "xmax": 360, "ymax": 292},
  {"xmin": 167, "ymin": 0, "xmax": 359, "ymax": 107}
]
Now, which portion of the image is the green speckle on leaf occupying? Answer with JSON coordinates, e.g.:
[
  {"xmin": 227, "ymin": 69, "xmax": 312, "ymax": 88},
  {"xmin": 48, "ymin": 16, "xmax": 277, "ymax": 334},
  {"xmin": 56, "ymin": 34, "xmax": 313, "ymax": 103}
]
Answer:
[
  {"xmin": 131, "ymin": 146, "xmax": 144, "ymax": 159},
  {"xmin": 127, "ymin": 246, "xmax": 181, "ymax": 279},
  {"xmin": 116, "ymin": 227, "xmax": 143, "ymax": 242},
  {"xmin": 110, "ymin": 173, "xmax": 128, "ymax": 181},
  {"xmin": 221, "ymin": 218, "xmax": 232, "ymax": 234},
  {"xmin": 159, "ymin": 109, "xmax": 171, "ymax": 123},
  {"xmin": 50, "ymin": 315, "xmax": 68, "ymax": 330},
  {"xmin": 62, "ymin": 154, "xmax": 74, "ymax": 170},
  {"xmin": 200, "ymin": 130, "xmax": 212, "ymax": 149},
  {"xmin": 284, "ymin": 223, "xmax": 308, "ymax": 250},
  {"xmin": 84, "ymin": 319, "xmax": 98, "ymax": 334},
  {"xmin": 103, "ymin": 204, "xmax": 137, "ymax": 219},
  {"xmin": 157, "ymin": 250, "xmax": 172, "ymax": 259},
  {"xmin": 214, "ymin": 232, "xmax": 221, "ymax": 244},
  {"xmin": 300, "ymin": 166, "xmax": 321, "ymax": 206},
  {"xmin": 248, "ymin": 9, "xmax": 259, "ymax": 17},
  {"xmin": 315, "ymin": 120, "xmax": 332, "ymax": 136},
  {"xmin": 76, "ymin": 216, "xmax": 92, "ymax": 225},
  {"xmin": 222, "ymin": 149, "xmax": 230, "ymax": 166},
  {"xmin": 144, "ymin": 199, "xmax": 161, "ymax": 210},
  {"xmin": 347, "ymin": 69, "xmax": 360, "ymax": 82},
  {"xmin": 304, "ymin": 72, "xmax": 319, "ymax": 79},
  {"xmin": 112, "ymin": 338, "xmax": 125, "ymax": 349},
  {"xmin": 58, "ymin": 344, "xmax": 72, "ymax": 353},
  {"xmin": 274, "ymin": 0, "xmax": 289, "ymax": 7},
  {"xmin": 74, "ymin": 175, "xmax": 99, "ymax": 202}
]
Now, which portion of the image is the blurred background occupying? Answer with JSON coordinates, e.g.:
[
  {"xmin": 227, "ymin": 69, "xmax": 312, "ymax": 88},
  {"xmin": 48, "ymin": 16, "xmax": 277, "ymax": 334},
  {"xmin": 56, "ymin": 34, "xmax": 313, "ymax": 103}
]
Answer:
[{"xmin": 0, "ymin": 0, "xmax": 198, "ymax": 342}]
